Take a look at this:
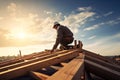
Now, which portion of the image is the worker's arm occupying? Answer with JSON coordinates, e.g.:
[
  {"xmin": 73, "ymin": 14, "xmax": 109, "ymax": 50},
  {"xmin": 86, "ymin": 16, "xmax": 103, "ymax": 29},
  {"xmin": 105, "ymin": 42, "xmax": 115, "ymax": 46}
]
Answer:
[{"xmin": 51, "ymin": 28, "xmax": 63, "ymax": 52}]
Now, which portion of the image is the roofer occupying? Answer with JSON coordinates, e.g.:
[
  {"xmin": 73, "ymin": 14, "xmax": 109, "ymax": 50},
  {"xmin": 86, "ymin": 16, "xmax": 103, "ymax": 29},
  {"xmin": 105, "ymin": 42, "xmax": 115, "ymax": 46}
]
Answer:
[{"xmin": 51, "ymin": 22, "xmax": 74, "ymax": 53}]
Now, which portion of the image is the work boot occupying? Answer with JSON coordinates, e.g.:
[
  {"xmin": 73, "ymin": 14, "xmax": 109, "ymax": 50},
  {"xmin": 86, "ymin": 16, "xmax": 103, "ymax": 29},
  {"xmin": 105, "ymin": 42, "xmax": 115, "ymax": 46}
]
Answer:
[
  {"xmin": 59, "ymin": 45, "xmax": 67, "ymax": 50},
  {"xmin": 66, "ymin": 45, "xmax": 74, "ymax": 49}
]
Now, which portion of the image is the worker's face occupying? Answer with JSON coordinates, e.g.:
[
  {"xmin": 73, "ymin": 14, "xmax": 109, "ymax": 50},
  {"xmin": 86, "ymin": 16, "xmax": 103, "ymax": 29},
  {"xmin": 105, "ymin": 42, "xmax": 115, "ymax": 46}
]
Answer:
[{"xmin": 53, "ymin": 25, "xmax": 58, "ymax": 30}]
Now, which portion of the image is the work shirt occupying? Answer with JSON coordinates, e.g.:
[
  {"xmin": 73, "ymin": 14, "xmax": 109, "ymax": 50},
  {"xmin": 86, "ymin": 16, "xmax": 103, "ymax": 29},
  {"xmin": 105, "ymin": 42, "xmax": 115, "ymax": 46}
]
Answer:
[{"xmin": 52, "ymin": 25, "xmax": 73, "ymax": 50}]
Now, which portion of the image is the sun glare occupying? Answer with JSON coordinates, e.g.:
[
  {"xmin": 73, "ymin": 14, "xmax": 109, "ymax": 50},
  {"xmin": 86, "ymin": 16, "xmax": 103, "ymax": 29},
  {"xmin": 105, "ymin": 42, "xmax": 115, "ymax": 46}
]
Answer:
[
  {"xmin": 7, "ymin": 27, "xmax": 28, "ymax": 40},
  {"xmin": 17, "ymin": 32, "xmax": 26, "ymax": 39},
  {"xmin": 9, "ymin": 31, "xmax": 26, "ymax": 40}
]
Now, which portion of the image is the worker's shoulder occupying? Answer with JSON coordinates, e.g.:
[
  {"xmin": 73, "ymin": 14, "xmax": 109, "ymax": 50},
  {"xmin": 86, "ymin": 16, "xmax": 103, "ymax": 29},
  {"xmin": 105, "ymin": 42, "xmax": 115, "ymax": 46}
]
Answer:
[{"xmin": 60, "ymin": 25, "xmax": 68, "ymax": 29}]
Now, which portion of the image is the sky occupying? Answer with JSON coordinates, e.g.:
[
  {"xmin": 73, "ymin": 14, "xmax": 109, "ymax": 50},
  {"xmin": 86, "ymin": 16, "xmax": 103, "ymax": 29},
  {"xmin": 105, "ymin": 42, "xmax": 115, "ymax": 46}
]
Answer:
[{"xmin": 0, "ymin": 0, "xmax": 120, "ymax": 56}]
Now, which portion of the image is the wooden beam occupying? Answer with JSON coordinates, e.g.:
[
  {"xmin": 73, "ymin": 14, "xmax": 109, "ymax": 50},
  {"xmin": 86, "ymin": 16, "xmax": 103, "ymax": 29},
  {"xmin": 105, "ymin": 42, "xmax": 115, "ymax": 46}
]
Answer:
[
  {"xmin": 30, "ymin": 71, "xmax": 49, "ymax": 80},
  {"xmin": 85, "ymin": 70, "xmax": 92, "ymax": 80},
  {"xmin": 85, "ymin": 55, "xmax": 120, "ymax": 71},
  {"xmin": 0, "ymin": 50, "xmax": 69, "ymax": 72},
  {"xmin": 0, "ymin": 50, "xmax": 79, "ymax": 80},
  {"xmin": 85, "ymin": 60, "xmax": 120, "ymax": 80},
  {"xmin": 0, "ymin": 59, "xmax": 24, "ymax": 67},
  {"xmin": 47, "ymin": 55, "xmax": 84, "ymax": 80},
  {"xmin": 0, "ymin": 52, "xmax": 46, "ymax": 67},
  {"xmin": 50, "ymin": 66, "xmax": 62, "ymax": 71},
  {"xmin": 0, "ymin": 50, "xmax": 65, "ymax": 67},
  {"xmin": 60, "ymin": 62, "xmax": 68, "ymax": 67}
]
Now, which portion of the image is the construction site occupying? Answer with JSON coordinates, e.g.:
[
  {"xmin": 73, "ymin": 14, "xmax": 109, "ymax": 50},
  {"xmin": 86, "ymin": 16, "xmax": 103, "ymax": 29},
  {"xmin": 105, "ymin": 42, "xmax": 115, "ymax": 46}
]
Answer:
[{"xmin": 0, "ymin": 40, "xmax": 120, "ymax": 80}]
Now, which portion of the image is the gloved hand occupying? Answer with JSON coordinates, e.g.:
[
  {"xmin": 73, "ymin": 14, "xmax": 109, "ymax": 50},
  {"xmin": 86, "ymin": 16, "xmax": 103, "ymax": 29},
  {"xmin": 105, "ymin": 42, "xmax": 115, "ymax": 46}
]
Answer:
[{"xmin": 50, "ymin": 49, "xmax": 54, "ymax": 53}]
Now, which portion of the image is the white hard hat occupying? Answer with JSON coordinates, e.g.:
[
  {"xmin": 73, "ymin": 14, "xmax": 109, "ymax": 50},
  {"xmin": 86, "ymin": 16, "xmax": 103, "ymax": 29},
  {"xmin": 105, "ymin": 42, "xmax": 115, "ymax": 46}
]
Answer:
[{"xmin": 54, "ymin": 22, "xmax": 59, "ymax": 26}]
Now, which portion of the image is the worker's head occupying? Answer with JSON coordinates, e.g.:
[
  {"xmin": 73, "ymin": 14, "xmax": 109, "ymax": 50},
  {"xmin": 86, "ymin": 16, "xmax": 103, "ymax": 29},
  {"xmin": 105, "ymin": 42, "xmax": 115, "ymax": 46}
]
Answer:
[{"xmin": 53, "ymin": 22, "xmax": 60, "ymax": 29}]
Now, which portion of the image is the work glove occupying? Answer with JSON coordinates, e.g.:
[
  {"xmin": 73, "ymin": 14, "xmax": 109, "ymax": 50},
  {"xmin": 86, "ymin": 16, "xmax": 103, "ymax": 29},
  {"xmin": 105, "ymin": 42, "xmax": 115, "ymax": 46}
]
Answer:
[{"xmin": 50, "ymin": 49, "xmax": 54, "ymax": 53}]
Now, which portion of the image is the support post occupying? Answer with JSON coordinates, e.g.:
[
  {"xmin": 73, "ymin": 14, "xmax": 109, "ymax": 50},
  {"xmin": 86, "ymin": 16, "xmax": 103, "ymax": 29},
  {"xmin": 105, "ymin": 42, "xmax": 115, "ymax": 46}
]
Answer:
[
  {"xmin": 19, "ymin": 50, "xmax": 22, "ymax": 59},
  {"xmin": 74, "ymin": 40, "xmax": 77, "ymax": 49},
  {"xmin": 78, "ymin": 40, "xmax": 83, "ymax": 52}
]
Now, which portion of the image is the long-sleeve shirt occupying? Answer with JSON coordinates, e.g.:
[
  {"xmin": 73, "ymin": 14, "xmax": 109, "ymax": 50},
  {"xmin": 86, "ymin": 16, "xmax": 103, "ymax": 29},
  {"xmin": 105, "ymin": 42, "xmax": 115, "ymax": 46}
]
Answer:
[{"xmin": 52, "ymin": 25, "xmax": 73, "ymax": 50}]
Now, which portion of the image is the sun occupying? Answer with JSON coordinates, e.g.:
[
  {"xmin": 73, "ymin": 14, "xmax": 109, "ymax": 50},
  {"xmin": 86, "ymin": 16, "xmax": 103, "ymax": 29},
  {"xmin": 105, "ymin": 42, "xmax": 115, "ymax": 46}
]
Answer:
[
  {"xmin": 7, "ymin": 29, "xmax": 27, "ymax": 40},
  {"xmin": 17, "ymin": 32, "xmax": 26, "ymax": 39}
]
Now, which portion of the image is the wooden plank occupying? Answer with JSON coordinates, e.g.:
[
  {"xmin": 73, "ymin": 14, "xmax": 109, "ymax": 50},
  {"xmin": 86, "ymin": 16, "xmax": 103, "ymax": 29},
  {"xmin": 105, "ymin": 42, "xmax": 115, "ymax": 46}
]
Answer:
[
  {"xmin": 30, "ymin": 71, "xmax": 49, "ymax": 80},
  {"xmin": 85, "ymin": 60, "xmax": 120, "ymax": 80},
  {"xmin": 50, "ymin": 66, "xmax": 62, "ymax": 71},
  {"xmin": 0, "ymin": 50, "xmax": 69, "ymax": 72},
  {"xmin": 60, "ymin": 62, "xmax": 68, "ymax": 67},
  {"xmin": 0, "ymin": 50, "xmax": 58, "ymax": 67},
  {"xmin": 0, "ymin": 59, "xmax": 24, "ymax": 67},
  {"xmin": 0, "ymin": 50, "xmax": 79, "ymax": 80},
  {"xmin": 84, "ymin": 70, "xmax": 92, "ymax": 80},
  {"xmin": 47, "ymin": 55, "xmax": 84, "ymax": 80},
  {"xmin": 0, "ymin": 52, "xmax": 45, "ymax": 67},
  {"xmin": 85, "ymin": 55, "xmax": 120, "ymax": 72}
]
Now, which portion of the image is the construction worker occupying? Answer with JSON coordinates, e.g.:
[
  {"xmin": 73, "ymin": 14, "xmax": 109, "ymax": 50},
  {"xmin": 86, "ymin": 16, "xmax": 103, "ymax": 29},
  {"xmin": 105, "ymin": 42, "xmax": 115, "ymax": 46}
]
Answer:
[{"xmin": 51, "ymin": 22, "xmax": 74, "ymax": 53}]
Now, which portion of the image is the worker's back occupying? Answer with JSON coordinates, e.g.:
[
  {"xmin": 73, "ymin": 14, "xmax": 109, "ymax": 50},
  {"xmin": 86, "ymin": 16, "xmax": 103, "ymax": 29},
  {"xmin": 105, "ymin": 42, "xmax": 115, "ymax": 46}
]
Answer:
[{"xmin": 58, "ymin": 25, "xmax": 73, "ymax": 38}]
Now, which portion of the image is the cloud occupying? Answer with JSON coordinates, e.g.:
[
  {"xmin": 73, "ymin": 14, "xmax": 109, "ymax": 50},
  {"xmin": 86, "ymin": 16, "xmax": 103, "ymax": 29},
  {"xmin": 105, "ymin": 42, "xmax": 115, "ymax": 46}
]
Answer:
[
  {"xmin": 104, "ymin": 11, "xmax": 113, "ymax": 17},
  {"xmin": 80, "ymin": 34, "xmax": 85, "ymax": 37},
  {"xmin": 88, "ymin": 12, "xmax": 113, "ymax": 22},
  {"xmin": 0, "ymin": 3, "xmax": 56, "ymax": 47},
  {"xmin": 83, "ymin": 22, "xmax": 105, "ymax": 31},
  {"xmin": 84, "ymin": 41, "xmax": 120, "ymax": 56},
  {"xmin": 84, "ymin": 17, "xmax": 120, "ymax": 31},
  {"xmin": 84, "ymin": 33, "xmax": 120, "ymax": 55},
  {"xmin": 118, "ymin": 17, "xmax": 120, "ymax": 20},
  {"xmin": 62, "ymin": 11, "xmax": 95, "ymax": 33},
  {"xmin": 114, "ymin": 33, "xmax": 120, "ymax": 38},
  {"xmin": 0, "ymin": 3, "xmax": 57, "ymax": 47},
  {"xmin": 106, "ymin": 18, "xmax": 120, "ymax": 25},
  {"xmin": 7, "ymin": 3, "xmax": 17, "ymax": 17},
  {"xmin": 63, "ymin": 7, "xmax": 95, "ymax": 33},
  {"xmin": 88, "ymin": 35, "xmax": 96, "ymax": 40},
  {"xmin": 0, "ymin": 3, "xmax": 119, "ymax": 56},
  {"xmin": 0, "ymin": 4, "xmax": 96, "ymax": 47},
  {"xmin": 78, "ymin": 7, "xmax": 92, "ymax": 11},
  {"xmin": 28, "ymin": 7, "xmax": 95, "ymax": 38},
  {"xmin": 84, "ymin": 24, "xmax": 99, "ymax": 31}
]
